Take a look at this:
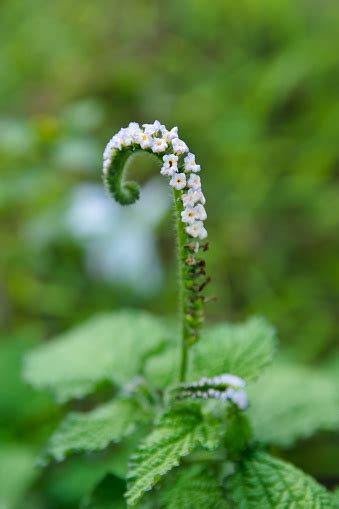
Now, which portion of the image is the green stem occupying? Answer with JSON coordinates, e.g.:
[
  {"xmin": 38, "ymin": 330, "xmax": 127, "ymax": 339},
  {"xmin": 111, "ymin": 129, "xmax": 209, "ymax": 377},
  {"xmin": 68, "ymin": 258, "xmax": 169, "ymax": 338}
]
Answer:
[
  {"xmin": 104, "ymin": 146, "xmax": 207, "ymax": 383},
  {"xmin": 173, "ymin": 189, "xmax": 189, "ymax": 382}
]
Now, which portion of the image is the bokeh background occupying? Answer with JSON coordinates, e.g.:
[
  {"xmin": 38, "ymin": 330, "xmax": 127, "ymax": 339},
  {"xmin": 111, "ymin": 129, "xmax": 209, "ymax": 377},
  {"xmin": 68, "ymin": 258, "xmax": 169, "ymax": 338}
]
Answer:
[{"xmin": 1, "ymin": 1, "xmax": 339, "ymax": 507}]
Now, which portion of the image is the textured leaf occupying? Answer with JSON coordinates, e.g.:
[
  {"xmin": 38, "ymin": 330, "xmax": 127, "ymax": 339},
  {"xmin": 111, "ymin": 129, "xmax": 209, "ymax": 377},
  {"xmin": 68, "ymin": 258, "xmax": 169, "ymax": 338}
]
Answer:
[
  {"xmin": 45, "ymin": 397, "xmax": 149, "ymax": 461},
  {"xmin": 145, "ymin": 317, "xmax": 276, "ymax": 390},
  {"xmin": 126, "ymin": 404, "xmax": 222, "ymax": 507},
  {"xmin": 248, "ymin": 363, "xmax": 339, "ymax": 447},
  {"xmin": 227, "ymin": 449, "xmax": 335, "ymax": 508},
  {"xmin": 190, "ymin": 317, "xmax": 276, "ymax": 382},
  {"xmin": 160, "ymin": 465, "xmax": 229, "ymax": 509},
  {"xmin": 24, "ymin": 310, "xmax": 169, "ymax": 402}
]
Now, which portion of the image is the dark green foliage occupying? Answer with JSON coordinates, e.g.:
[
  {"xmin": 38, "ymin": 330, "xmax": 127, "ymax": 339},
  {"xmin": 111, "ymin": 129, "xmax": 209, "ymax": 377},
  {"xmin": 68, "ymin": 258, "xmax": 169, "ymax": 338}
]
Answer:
[{"xmin": 82, "ymin": 474, "xmax": 126, "ymax": 509}]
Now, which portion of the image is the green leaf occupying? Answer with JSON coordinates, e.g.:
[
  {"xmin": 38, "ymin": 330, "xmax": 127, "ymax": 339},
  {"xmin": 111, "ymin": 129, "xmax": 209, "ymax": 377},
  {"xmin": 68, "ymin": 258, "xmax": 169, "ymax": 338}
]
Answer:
[
  {"xmin": 145, "ymin": 317, "xmax": 276, "ymax": 390},
  {"xmin": 190, "ymin": 317, "xmax": 276, "ymax": 382},
  {"xmin": 144, "ymin": 346, "xmax": 178, "ymax": 389},
  {"xmin": 160, "ymin": 465, "xmax": 229, "ymax": 509},
  {"xmin": 333, "ymin": 488, "xmax": 339, "ymax": 508},
  {"xmin": 45, "ymin": 453, "xmax": 121, "ymax": 508},
  {"xmin": 126, "ymin": 404, "xmax": 222, "ymax": 507},
  {"xmin": 248, "ymin": 363, "xmax": 339, "ymax": 447},
  {"xmin": 82, "ymin": 473, "xmax": 126, "ymax": 509},
  {"xmin": 0, "ymin": 444, "xmax": 37, "ymax": 509},
  {"xmin": 82, "ymin": 473, "xmax": 158, "ymax": 509},
  {"xmin": 227, "ymin": 449, "xmax": 335, "ymax": 508},
  {"xmin": 45, "ymin": 397, "xmax": 150, "ymax": 461},
  {"xmin": 0, "ymin": 336, "xmax": 55, "ymax": 427},
  {"xmin": 24, "ymin": 310, "xmax": 169, "ymax": 402},
  {"xmin": 223, "ymin": 410, "xmax": 252, "ymax": 457}
]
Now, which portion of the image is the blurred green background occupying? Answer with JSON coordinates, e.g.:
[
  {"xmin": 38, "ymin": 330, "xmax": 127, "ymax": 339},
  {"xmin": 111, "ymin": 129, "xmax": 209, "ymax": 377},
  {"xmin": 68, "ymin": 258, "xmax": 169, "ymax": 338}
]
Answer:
[{"xmin": 1, "ymin": 0, "xmax": 339, "ymax": 507}]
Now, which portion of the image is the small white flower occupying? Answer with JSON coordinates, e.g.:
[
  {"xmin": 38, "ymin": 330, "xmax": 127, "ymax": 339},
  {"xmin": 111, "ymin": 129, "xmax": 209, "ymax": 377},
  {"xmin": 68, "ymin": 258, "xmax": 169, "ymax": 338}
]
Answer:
[
  {"xmin": 103, "ymin": 140, "xmax": 114, "ymax": 160},
  {"xmin": 182, "ymin": 190, "xmax": 199, "ymax": 207},
  {"xmin": 188, "ymin": 174, "xmax": 201, "ymax": 190},
  {"xmin": 161, "ymin": 125, "xmax": 178, "ymax": 142},
  {"xmin": 184, "ymin": 153, "xmax": 201, "ymax": 173},
  {"xmin": 161, "ymin": 154, "xmax": 178, "ymax": 176},
  {"xmin": 163, "ymin": 154, "xmax": 178, "ymax": 167},
  {"xmin": 160, "ymin": 166, "xmax": 175, "ymax": 177},
  {"xmin": 196, "ymin": 190, "xmax": 206, "ymax": 205},
  {"xmin": 185, "ymin": 152, "xmax": 195, "ymax": 165},
  {"xmin": 191, "ymin": 164, "xmax": 201, "ymax": 173},
  {"xmin": 169, "ymin": 172, "xmax": 187, "ymax": 190},
  {"xmin": 186, "ymin": 221, "xmax": 207, "ymax": 240},
  {"xmin": 120, "ymin": 128, "xmax": 133, "ymax": 146},
  {"xmin": 196, "ymin": 203, "xmax": 207, "ymax": 220},
  {"xmin": 230, "ymin": 390, "xmax": 248, "ymax": 410},
  {"xmin": 212, "ymin": 374, "xmax": 245, "ymax": 388},
  {"xmin": 182, "ymin": 189, "xmax": 202, "ymax": 207},
  {"xmin": 103, "ymin": 158, "xmax": 110, "ymax": 175},
  {"xmin": 152, "ymin": 137, "xmax": 168, "ymax": 153},
  {"xmin": 135, "ymin": 131, "xmax": 152, "ymax": 149},
  {"xmin": 111, "ymin": 135, "xmax": 122, "ymax": 150},
  {"xmin": 127, "ymin": 122, "xmax": 142, "ymax": 141},
  {"xmin": 105, "ymin": 132, "xmax": 123, "ymax": 152},
  {"xmin": 181, "ymin": 206, "xmax": 200, "ymax": 224},
  {"xmin": 172, "ymin": 137, "xmax": 189, "ymax": 154},
  {"xmin": 128, "ymin": 122, "xmax": 140, "ymax": 132},
  {"xmin": 143, "ymin": 120, "xmax": 162, "ymax": 136}
]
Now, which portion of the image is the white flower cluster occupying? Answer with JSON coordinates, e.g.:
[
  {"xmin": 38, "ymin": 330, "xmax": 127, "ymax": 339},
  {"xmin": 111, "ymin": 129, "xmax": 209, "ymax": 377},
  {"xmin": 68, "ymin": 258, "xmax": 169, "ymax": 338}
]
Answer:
[
  {"xmin": 103, "ymin": 121, "xmax": 207, "ymax": 240},
  {"xmin": 177, "ymin": 373, "xmax": 248, "ymax": 410}
]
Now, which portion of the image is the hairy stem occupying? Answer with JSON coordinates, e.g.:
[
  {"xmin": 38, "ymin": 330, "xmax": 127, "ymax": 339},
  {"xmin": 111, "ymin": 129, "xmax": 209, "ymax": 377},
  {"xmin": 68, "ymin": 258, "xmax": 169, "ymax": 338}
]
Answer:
[
  {"xmin": 103, "ymin": 144, "xmax": 208, "ymax": 384},
  {"xmin": 173, "ymin": 189, "xmax": 189, "ymax": 382}
]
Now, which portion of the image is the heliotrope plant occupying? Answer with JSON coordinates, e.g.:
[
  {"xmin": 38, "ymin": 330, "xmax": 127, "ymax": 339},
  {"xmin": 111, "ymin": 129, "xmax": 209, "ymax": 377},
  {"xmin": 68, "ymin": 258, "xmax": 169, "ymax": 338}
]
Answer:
[{"xmin": 24, "ymin": 121, "xmax": 339, "ymax": 508}]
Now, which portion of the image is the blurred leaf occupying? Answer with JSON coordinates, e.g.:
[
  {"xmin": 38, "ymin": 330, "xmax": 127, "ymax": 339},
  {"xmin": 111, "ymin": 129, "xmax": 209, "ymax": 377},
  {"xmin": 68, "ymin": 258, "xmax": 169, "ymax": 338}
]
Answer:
[
  {"xmin": 81, "ymin": 473, "xmax": 126, "ymax": 509},
  {"xmin": 333, "ymin": 488, "xmax": 339, "ymax": 508},
  {"xmin": 0, "ymin": 336, "xmax": 55, "ymax": 431},
  {"xmin": 145, "ymin": 317, "xmax": 276, "ymax": 389},
  {"xmin": 24, "ymin": 310, "xmax": 169, "ymax": 402},
  {"xmin": 191, "ymin": 317, "xmax": 277, "ymax": 382},
  {"xmin": 45, "ymin": 397, "xmax": 150, "ymax": 461},
  {"xmin": 0, "ymin": 444, "xmax": 37, "ymax": 509},
  {"xmin": 248, "ymin": 363, "xmax": 339, "ymax": 447},
  {"xmin": 45, "ymin": 453, "xmax": 119, "ymax": 508}
]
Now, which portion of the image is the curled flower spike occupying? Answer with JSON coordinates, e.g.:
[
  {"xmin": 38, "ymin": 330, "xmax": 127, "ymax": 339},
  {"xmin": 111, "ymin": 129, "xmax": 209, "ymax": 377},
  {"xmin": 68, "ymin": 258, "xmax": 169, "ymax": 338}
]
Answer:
[
  {"xmin": 102, "ymin": 121, "xmax": 210, "ymax": 381},
  {"xmin": 173, "ymin": 374, "xmax": 248, "ymax": 410},
  {"xmin": 103, "ymin": 121, "xmax": 207, "ymax": 240}
]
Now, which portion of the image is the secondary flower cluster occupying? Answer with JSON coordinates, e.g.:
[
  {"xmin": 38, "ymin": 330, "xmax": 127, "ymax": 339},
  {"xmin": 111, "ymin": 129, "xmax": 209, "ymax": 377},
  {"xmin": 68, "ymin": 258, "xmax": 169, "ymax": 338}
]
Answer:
[
  {"xmin": 175, "ymin": 374, "xmax": 248, "ymax": 410},
  {"xmin": 103, "ymin": 121, "xmax": 207, "ymax": 240}
]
